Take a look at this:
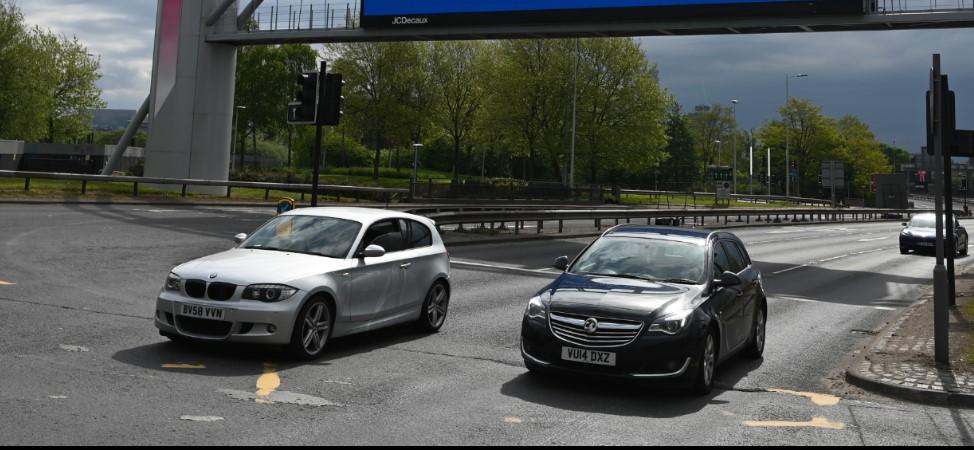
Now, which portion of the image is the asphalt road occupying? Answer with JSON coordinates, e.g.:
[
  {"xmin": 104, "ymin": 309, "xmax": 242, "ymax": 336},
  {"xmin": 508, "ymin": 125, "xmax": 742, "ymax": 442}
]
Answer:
[{"xmin": 1, "ymin": 204, "xmax": 973, "ymax": 445}]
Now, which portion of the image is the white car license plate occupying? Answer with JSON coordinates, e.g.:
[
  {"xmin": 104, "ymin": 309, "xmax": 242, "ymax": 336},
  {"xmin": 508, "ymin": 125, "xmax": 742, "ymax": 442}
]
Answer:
[
  {"xmin": 179, "ymin": 304, "xmax": 226, "ymax": 321},
  {"xmin": 562, "ymin": 347, "xmax": 616, "ymax": 367}
]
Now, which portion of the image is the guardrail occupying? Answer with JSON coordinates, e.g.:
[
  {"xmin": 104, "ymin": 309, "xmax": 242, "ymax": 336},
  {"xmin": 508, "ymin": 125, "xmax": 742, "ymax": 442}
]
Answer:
[
  {"xmin": 0, "ymin": 170, "xmax": 408, "ymax": 205},
  {"xmin": 428, "ymin": 208, "xmax": 933, "ymax": 235},
  {"xmin": 618, "ymin": 189, "xmax": 832, "ymax": 207}
]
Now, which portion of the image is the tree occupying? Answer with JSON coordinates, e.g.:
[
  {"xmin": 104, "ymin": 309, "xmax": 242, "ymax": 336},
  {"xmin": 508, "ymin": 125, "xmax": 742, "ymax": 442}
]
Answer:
[
  {"xmin": 835, "ymin": 115, "xmax": 890, "ymax": 198},
  {"xmin": 330, "ymin": 42, "xmax": 425, "ymax": 179},
  {"xmin": 36, "ymin": 31, "xmax": 105, "ymax": 143},
  {"xmin": 0, "ymin": 1, "xmax": 54, "ymax": 141},
  {"xmin": 429, "ymin": 41, "xmax": 488, "ymax": 181},
  {"xmin": 757, "ymin": 98, "xmax": 839, "ymax": 196},
  {"xmin": 659, "ymin": 103, "xmax": 696, "ymax": 190},
  {"xmin": 686, "ymin": 103, "xmax": 736, "ymax": 177},
  {"xmin": 234, "ymin": 43, "xmax": 317, "ymax": 168}
]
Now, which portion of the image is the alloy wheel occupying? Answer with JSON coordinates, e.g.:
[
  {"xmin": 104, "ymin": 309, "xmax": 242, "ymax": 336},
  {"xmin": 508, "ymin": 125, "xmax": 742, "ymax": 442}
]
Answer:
[
  {"xmin": 301, "ymin": 302, "xmax": 330, "ymax": 355},
  {"xmin": 426, "ymin": 284, "xmax": 449, "ymax": 328},
  {"xmin": 703, "ymin": 334, "xmax": 716, "ymax": 388}
]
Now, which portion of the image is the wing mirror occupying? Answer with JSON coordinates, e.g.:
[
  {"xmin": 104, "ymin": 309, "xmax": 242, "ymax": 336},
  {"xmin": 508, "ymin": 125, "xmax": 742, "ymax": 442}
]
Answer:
[
  {"xmin": 902, "ymin": 222, "xmax": 908, "ymax": 227},
  {"xmin": 553, "ymin": 256, "xmax": 569, "ymax": 271},
  {"xmin": 712, "ymin": 271, "xmax": 742, "ymax": 289},
  {"xmin": 361, "ymin": 245, "xmax": 386, "ymax": 258},
  {"xmin": 234, "ymin": 233, "xmax": 248, "ymax": 244}
]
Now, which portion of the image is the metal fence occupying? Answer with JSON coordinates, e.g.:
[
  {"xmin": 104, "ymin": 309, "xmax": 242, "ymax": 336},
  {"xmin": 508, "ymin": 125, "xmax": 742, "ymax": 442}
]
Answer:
[
  {"xmin": 428, "ymin": 208, "xmax": 932, "ymax": 235},
  {"xmin": 0, "ymin": 170, "xmax": 408, "ymax": 205}
]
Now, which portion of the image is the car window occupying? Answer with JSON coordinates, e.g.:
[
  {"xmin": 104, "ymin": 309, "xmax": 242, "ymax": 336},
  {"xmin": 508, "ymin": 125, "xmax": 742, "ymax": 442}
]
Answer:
[
  {"xmin": 405, "ymin": 220, "xmax": 433, "ymax": 249},
  {"xmin": 570, "ymin": 237, "xmax": 706, "ymax": 283},
  {"xmin": 720, "ymin": 241, "xmax": 747, "ymax": 273},
  {"xmin": 733, "ymin": 242, "xmax": 752, "ymax": 266},
  {"xmin": 242, "ymin": 215, "xmax": 362, "ymax": 259},
  {"xmin": 713, "ymin": 242, "xmax": 731, "ymax": 277},
  {"xmin": 362, "ymin": 220, "xmax": 406, "ymax": 253}
]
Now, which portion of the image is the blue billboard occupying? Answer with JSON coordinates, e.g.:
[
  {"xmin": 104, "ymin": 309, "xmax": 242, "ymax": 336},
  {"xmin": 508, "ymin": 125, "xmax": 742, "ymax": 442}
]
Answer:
[{"xmin": 361, "ymin": 0, "xmax": 862, "ymax": 28}]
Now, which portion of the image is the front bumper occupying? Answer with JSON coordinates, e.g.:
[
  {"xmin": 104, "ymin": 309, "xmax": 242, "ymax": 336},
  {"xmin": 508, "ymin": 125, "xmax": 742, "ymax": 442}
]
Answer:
[
  {"xmin": 154, "ymin": 290, "xmax": 305, "ymax": 345},
  {"xmin": 520, "ymin": 316, "xmax": 703, "ymax": 380},
  {"xmin": 900, "ymin": 234, "xmax": 936, "ymax": 251}
]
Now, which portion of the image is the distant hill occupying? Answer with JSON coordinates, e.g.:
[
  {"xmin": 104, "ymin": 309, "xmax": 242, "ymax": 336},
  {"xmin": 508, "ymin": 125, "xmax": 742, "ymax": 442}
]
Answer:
[{"xmin": 92, "ymin": 109, "xmax": 146, "ymax": 131}]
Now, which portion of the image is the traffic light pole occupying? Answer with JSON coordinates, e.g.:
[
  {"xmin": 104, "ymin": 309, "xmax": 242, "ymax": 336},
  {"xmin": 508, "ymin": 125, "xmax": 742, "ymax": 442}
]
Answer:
[
  {"xmin": 311, "ymin": 62, "xmax": 327, "ymax": 207},
  {"xmin": 931, "ymin": 54, "xmax": 949, "ymax": 365}
]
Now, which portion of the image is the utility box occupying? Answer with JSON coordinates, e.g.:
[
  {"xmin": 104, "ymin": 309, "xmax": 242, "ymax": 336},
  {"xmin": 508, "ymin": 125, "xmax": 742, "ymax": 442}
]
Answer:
[{"xmin": 875, "ymin": 174, "xmax": 909, "ymax": 209}]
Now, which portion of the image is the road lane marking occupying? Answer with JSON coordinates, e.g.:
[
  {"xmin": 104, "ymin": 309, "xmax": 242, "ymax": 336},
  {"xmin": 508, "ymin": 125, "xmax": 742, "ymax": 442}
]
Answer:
[
  {"xmin": 59, "ymin": 345, "xmax": 90, "ymax": 353},
  {"xmin": 256, "ymin": 363, "xmax": 281, "ymax": 404},
  {"xmin": 0, "ymin": 280, "xmax": 14, "ymax": 286},
  {"xmin": 451, "ymin": 259, "xmax": 558, "ymax": 277},
  {"xmin": 162, "ymin": 364, "xmax": 206, "ymax": 370},
  {"xmin": 180, "ymin": 416, "xmax": 224, "ymax": 422},
  {"xmin": 219, "ymin": 389, "xmax": 344, "ymax": 407},
  {"xmin": 743, "ymin": 417, "xmax": 845, "ymax": 430},
  {"xmin": 768, "ymin": 389, "xmax": 841, "ymax": 406},
  {"xmin": 504, "ymin": 417, "xmax": 524, "ymax": 424},
  {"xmin": 819, "ymin": 254, "xmax": 850, "ymax": 262},
  {"xmin": 857, "ymin": 237, "xmax": 889, "ymax": 242},
  {"xmin": 772, "ymin": 264, "xmax": 810, "ymax": 275}
]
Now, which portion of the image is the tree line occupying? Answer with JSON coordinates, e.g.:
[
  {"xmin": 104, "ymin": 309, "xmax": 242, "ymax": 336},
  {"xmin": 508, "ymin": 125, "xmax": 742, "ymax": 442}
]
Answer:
[
  {"xmin": 0, "ymin": 1, "xmax": 104, "ymax": 144},
  {"xmin": 237, "ymin": 39, "xmax": 898, "ymax": 199}
]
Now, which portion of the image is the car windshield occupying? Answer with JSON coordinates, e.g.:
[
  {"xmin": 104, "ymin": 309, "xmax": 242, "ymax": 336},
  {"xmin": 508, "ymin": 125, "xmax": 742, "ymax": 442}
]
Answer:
[
  {"xmin": 571, "ymin": 237, "xmax": 706, "ymax": 284},
  {"xmin": 241, "ymin": 215, "xmax": 362, "ymax": 259},
  {"xmin": 910, "ymin": 216, "xmax": 954, "ymax": 229}
]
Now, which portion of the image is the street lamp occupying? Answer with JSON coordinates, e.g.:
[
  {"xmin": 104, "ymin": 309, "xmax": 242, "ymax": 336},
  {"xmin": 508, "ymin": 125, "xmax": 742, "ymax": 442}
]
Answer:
[
  {"xmin": 231, "ymin": 105, "xmax": 247, "ymax": 171},
  {"xmin": 412, "ymin": 143, "xmax": 423, "ymax": 198},
  {"xmin": 731, "ymin": 99, "xmax": 739, "ymax": 194},
  {"xmin": 785, "ymin": 73, "xmax": 808, "ymax": 197}
]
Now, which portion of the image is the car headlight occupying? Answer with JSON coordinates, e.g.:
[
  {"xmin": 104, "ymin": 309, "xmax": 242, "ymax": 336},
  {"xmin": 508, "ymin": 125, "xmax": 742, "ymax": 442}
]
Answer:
[
  {"xmin": 648, "ymin": 310, "xmax": 694, "ymax": 335},
  {"xmin": 165, "ymin": 273, "xmax": 182, "ymax": 292},
  {"xmin": 901, "ymin": 230, "xmax": 912, "ymax": 237},
  {"xmin": 525, "ymin": 296, "xmax": 548, "ymax": 321},
  {"xmin": 243, "ymin": 284, "xmax": 298, "ymax": 303}
]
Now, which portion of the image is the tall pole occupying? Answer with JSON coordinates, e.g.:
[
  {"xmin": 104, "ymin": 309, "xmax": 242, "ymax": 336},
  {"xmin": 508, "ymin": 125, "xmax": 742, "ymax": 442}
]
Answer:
[
  {"xmin": 310, "ymin": 62, "xmax": 326, "ymax": 208},
  {"xmin": 786, "ymin": 75, "xmax": 790, "ymax": 198},
  {"xmin": 412, "ymin": 143, "xmax": 423, "ymax": 199},
  {"xmin": 732, "ymin": 99, "xmax": 739, "ymax": 194},
  {"xmin": 569, "ymin": 38, "xmax": 579, "ymax": 190},
  {"xmin": 932, "ymin": 54, "xmax": 949, "ymax": 365},
  {"xmin": 767, "ymin": 147, "xmax": 772, "ymax": 196}
]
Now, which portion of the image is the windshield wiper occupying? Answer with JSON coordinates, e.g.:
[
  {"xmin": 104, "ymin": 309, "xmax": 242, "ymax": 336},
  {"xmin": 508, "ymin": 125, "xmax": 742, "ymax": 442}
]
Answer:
[
  {"xmin": 657, "ymin": 278, "xmax": 700, "ymax": 285},
  {"xmin": 579, "ymin": 272, "xmax": 656, "ymax": 282}
]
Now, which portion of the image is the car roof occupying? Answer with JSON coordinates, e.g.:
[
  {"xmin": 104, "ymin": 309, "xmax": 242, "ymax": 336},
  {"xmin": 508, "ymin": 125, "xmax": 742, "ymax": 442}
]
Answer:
[
  {"xmin": 604, "ymin": 225, "xmax": 715, "ymax": 244},
  {"xmin": 281, "ymin": 207, "xmax": 429, "ymax": 224}
]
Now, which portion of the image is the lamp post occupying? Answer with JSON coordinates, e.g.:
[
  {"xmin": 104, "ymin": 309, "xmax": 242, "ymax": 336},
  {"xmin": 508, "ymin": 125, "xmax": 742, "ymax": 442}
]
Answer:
[
  {"xmin": 715, "ymin": 140, "xmax": 722, "ymax": 167},
  {"xmin": 231, "ymin": 105, "xmax": 246, "ymax": 171},
  {"xmin": 412, "ymin": 143, "xmax": 423, "ymax": 198},
  {"xmin": 785, "ymin": 73, "xmax": 808, "ymax": 197},
  {"xmin": 731, "ymin": 99, "xmax": 739, "ymax": 194}
]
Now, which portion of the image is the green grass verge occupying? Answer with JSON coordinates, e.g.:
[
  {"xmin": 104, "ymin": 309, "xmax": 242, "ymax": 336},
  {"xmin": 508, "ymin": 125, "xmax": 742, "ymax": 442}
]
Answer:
[
  {"xmin": 619, "ymin": 193, "xmax": 818, "ymax": 209},
  {"xmin": 966, "ymin": 299, "xmax": 974, "ymax": 366}
]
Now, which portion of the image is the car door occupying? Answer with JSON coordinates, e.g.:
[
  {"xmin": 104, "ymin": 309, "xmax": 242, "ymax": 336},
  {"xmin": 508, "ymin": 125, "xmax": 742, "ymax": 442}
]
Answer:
[
  {"xmin": 710, "ymin": 241, "xmax": 743, "ymax": 357},
  {"xmin": 346, "ymin": 219, "xmax": 407, "ymax": 324},
  {"xmin": 397, "ymin": 219, "xmax": 438, "ymax": 312},
  {"xmin": 722, "ymin": 240, "xmax": 758, "ymax": 349}
]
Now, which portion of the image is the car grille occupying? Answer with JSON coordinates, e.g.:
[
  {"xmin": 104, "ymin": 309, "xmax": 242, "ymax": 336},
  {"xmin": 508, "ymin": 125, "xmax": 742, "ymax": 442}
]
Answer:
[
  {"xmin": 185, "ymin": 280, "xmax": 207, "ymax": 299},
  {"xmin": 184, "ymin": 280, "xmax": 237, "ymax": 301},
  {"xmin": 175, "ymin": 316, "xmax": 232, "ymax": 338},
  {"xmin": 207, "ymin": 282, "xmax": 237, "ymax": 301},
  {"xmin": 548, "ymin": 312, "xmax": 643, "ymax": 348}
]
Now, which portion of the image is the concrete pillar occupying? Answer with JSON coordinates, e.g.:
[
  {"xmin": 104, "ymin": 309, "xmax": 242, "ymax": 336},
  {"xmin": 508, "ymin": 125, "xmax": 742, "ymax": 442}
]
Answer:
[{"xmin": 144, "ymin": 0, "xmax": 238, "ymax": 195}]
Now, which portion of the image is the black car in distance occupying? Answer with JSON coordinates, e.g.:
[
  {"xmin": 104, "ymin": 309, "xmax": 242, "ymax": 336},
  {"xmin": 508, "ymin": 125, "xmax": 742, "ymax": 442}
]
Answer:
[
  {"xmin": 520, "ymin": 226, "xmax": 767, "ymax": 395},
  {"xmin": 899, "ymin": 213, "xmax": 969, "ymax": 256}
]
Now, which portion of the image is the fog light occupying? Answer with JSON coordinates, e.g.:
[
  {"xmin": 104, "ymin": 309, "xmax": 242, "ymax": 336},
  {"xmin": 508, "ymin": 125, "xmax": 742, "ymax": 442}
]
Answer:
[{"xmin": 267, "ymin": 325, "xmax": 277, "ymax": 334}]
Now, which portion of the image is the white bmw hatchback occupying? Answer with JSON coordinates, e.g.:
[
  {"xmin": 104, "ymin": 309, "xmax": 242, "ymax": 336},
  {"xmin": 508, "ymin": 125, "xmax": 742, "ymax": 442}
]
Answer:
[{"xmin": 155, "ymin": 207, "xmax": 451, "ymax": 359}]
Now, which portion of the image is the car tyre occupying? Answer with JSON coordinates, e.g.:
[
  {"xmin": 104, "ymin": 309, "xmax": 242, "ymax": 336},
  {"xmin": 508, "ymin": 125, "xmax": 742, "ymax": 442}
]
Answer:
[
  {"xmin": 691, "ymin": 331, "xmax": 717, "ymax": 396},
  {"xmin": 743, "ymin": 305, "xmax": 766, "ymax": 360},
  {"xmin": 900, "ymin": 247, "xmax": 909, "ymax": 255},
  {"xmin": 288, "ymin": 297, "xmax": 332, "ymax": 361},
  {"xmin": 416, "ymin": 282, "xmax": 449, "ymax": 333}
]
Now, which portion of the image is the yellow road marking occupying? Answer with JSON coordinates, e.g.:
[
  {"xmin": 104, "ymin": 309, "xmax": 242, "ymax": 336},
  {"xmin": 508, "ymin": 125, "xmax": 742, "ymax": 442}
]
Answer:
[
  {"xmin": 744, "ymin": 417, "xmax": 845, "ymax": 430},
  {"xmin": 503, "ymin": 417, "xmax": 524, "ymax": 424},
  {"xmin": 768, "ymin": 389, "xmax": 841, "ymax": 406},
  {"xmin": 0, "ymin": 280, "xmax": 14, "ymax": 286},
  {"xmin": 162, "ymin": 364, "xmax": 206, "ymax": 370},
  {"xmin": 255, "ymin": 363, "xmax": 280, "ymax": 404}
]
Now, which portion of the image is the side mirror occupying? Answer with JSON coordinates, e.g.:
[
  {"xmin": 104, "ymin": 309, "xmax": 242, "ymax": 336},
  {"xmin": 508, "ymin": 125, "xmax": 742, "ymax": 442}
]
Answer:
[
  {"xmin": 234, "ymin": 233, "xmax": 248, "ymax": 244},
  {"xmin": 902, "ymin": 223, "xmax": 908, "ymax": 227},
  {"xmin": 361, "ymin": 245, "xmax": 386, "ymax": 258},
  {"xmin": 553, "ymin": 256, "xmax": 569, "ymax": 271},
  {"xmin": 712, "ymin": 271, "xmax": 742, "ymax": 289}
]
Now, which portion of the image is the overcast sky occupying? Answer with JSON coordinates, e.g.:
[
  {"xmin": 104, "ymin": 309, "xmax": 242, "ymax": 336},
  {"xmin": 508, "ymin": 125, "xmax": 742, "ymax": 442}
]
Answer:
[{"xmin": 18, "ymin": 0, "xmax": 974, "ymax": 153}]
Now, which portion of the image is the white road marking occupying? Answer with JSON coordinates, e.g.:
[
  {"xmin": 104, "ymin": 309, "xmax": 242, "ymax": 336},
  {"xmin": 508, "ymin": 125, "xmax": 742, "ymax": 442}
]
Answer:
[
  {"xmin": 451, "ymin": 259, "xmax": 557, "ymax": 276},
  {"xmin": 819, "ymin": 255, "xmax": 850, "ymax": 262},
  {"xmin": 58, "ymin": 345, "xmax": 89, "ymax": 353},
  {"xmin": 180, "ymin": 416, "xmax": 225, "ymax": 422},
  {"xmin": 857, "ymin": 237, "xmax": 889, "ymax": 242},
  {"xmin": 772, "ymin": 265, "xmax": 810, "ymax": 275}
]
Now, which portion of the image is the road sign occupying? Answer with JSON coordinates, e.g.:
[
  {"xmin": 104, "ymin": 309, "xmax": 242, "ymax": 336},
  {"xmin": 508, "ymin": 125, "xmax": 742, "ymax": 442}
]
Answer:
[
  {"xmin": 716, "ymin": 181, "xmax": 732, "ymax": 200},
  {"xmin": 821, "ymin": 160, "xmax": 845, "ymax": 188},
  {"xmin": 360, "ymin": 0, "xmax": 862, "ymax": 28}
]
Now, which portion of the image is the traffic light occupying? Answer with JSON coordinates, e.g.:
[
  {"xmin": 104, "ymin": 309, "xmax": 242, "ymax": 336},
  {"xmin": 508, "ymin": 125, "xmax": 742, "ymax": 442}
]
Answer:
[
  {"xmin": 319, "ymin": 73, "xmax": 344, "ymax": 126},
  {"xmin": 790, "ymin": 160, "xmax": 798, "ymax": 171},
  {"xmin": 288, "ymin": 71, "xmax": 319, "ymax": 125}
]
